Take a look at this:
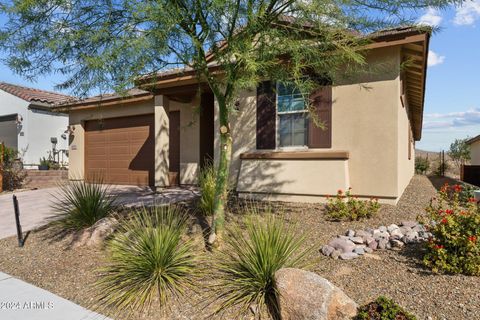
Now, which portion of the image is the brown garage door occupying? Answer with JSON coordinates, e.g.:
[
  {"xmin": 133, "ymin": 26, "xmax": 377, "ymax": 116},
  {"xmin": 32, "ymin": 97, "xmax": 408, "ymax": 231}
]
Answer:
[{"xmin": 85, "ymin": 115, "xmax": 154, "ymax": 186}]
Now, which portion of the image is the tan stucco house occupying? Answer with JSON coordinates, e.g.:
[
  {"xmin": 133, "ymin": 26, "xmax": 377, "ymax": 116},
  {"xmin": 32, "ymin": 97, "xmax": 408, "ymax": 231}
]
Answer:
[
  {"xmin": 55, "ymin": 27, "xmax": 429, "ymax": 205},
  {"xmin": 467, "ymin": 135, "xmax": 480, "ymax": 165}
]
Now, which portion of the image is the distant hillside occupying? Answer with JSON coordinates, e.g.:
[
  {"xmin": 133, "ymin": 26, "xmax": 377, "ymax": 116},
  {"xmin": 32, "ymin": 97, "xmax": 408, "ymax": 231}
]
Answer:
[{"xmin": 415, "ymin": 149, "xmax": 458, "ymax": 179}]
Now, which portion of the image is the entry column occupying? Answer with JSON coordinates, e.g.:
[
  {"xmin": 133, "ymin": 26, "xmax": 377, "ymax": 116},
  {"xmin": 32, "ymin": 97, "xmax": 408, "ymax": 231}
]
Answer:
[{"xmin": 154, "ymin": 95, "xmax": 170, "ymax": 188}]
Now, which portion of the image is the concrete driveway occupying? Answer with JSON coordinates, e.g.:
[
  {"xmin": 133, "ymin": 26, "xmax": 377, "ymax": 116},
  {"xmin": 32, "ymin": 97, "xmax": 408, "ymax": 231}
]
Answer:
[
  {"xmin": 0, "ymin": 187, "xmax": 59, "ymax": 240},
  {"xmin": 0, "ymin": 185, "xmax": 199, "ymax": 240}
]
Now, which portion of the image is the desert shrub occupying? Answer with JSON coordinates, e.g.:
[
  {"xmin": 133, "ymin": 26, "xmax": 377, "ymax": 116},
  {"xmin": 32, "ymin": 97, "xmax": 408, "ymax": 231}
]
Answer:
[
  {"xmin": 325, "ymin": 188, "xmax": 380, "ymax": 221},
  {"xmin": 50, "ymin": 180, "xmax": 116, "ymax": 232},
  {"xmin": 355, "ymin": 296, "xmax": 416, "ymax": 320},
  {"xmin": 213, "ymin": 214, "xmax": 311, "ymax": 318},
  {"xmin": 414, "ymin": 156, "xmax": 429, "ymax": 174},
  {"xmin": 198, "ymin": 162, "xmax": 217, "ymax": 215},
  {"xmin": 95, "ymin": 206, "xmax": 197, "ymax": 315},
  {"xmin": 1, "ymin": 146, "xmax": 26, "ymax": 190},
  {"xmin": 433, "ymin": 160, "xmax": 449, "ymax": 176},
  {"xmin": 423, "ymin": 183, "xmax": 480, "ymax": 275}
]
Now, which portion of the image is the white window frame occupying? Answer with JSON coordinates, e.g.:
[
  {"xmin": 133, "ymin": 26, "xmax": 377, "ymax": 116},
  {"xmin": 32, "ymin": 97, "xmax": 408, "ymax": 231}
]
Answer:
[{"xmin": 275, "ymin": 82, "xmax": 309, "ymax": 150}]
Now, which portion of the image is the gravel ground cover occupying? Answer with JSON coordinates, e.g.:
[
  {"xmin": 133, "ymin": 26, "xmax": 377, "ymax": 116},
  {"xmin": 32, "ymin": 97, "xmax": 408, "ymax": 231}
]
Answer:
[{"xmin": 0, "ymin": 175, "xmax": 478, "ymax": 320}]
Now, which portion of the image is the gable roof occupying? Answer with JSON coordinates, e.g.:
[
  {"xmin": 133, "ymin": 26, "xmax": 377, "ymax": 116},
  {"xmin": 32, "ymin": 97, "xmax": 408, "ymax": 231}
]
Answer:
[
  {"xmin": 0, "ymin": 82, "xmax": 72, "ymax": 106},
  {"xmin": 53, "ymin": 88, "xmax": 153, "ymax": 111},
  {"xmin": 467, "ymin": 135, "xmax": 480, "ymax": 145}
]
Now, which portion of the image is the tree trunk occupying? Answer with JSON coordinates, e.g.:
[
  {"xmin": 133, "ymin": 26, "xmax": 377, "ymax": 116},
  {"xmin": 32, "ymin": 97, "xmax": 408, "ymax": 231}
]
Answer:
[{"xmin": 208, "ymin": 98, "xmax": 232, "ymax": 247}]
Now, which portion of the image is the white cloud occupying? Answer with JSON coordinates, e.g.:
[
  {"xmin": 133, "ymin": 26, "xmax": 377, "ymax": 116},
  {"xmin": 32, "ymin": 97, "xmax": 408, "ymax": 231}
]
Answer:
[
  {"xmin": 417, "ymin": 8, "xmax": 443, "ymax": 27},
  {"xmin": 427, "ymin": 50, "xmax": 445, "ymax": 67},
  {"xmin": 424, "ymin": 107, "xmax": 480, "ymax": 129},
  {"xmin": 454, "ymin": 0, "xmax": 480, "ymax": 26}
]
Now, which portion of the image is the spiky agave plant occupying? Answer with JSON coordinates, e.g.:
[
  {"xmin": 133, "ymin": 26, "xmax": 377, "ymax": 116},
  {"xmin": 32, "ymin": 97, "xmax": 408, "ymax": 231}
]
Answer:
[
  {"xmin": 213, "ymin": 214, "xmax": 311, "ymax": 318},
  {"xmin": 50, "ymin": 179, "xmax": 116, "ymax": 233},
  {"xmin": 95, "ymin": 206, "xmax": 198, "ymax": 316}
]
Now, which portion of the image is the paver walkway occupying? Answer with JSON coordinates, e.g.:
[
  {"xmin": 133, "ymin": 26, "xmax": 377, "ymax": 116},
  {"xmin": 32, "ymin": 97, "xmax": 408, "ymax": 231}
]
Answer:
[
  {"xmin": 0, "ymin": 272, "xmax": 110, "ymax": 320},
  {"xmin": 0, "ymin": 185, "xmax": 199, "ymax": 239}
]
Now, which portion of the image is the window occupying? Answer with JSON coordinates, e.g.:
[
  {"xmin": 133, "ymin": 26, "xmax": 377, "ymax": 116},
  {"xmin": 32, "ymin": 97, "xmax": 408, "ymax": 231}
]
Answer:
[{"xmin": 277, "ymin": 83, "xmax": 308, "ymax": 147}]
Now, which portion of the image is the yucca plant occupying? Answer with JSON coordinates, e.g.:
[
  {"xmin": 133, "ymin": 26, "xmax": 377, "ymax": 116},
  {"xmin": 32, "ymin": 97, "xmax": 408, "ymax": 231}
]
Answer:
[
  {"xmin": 212, "ymin": 214, "xmax": 311, "ymax": 318},
  {"xmin": 198, "ymin": 162, "xmax": 218, "ymax": 216},
  {"xmin": 95, "ymin": 206, "xmax": 198, "ymax": 317},
  {"xmin": 50, "ymin": 180, "xmax": 116, "ymax": 233}
]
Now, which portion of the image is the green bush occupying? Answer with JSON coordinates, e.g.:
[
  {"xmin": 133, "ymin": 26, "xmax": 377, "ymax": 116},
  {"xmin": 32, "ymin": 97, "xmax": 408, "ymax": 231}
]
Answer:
[
  {"xmin": 414, "ymin": 156, "xmax": 429, "ymax": 174},
  {"xmin": 423, "ymin": 183, "xmax": 480, "ymax": 275},
  {"xmin": 355, "ymin": 296, "xmax": 416, "ymax": 320},
  {"xmin": 433, "ymin": 160, "xmax": 449, "ymax": 176},
  {"xmin": 95, "ymin": 206, "xmax": 197, "ymax": 315},
  {"xmin": 1, "ymin": 146, "xmax": 26, "ymax": 190},
  {"xmin": 198, "ymin": 162, "xmax": 219, "ymax": 215},
  {"xmin": 458, "ymin": 183, "xmax": 476, "ymax": 206},
  {"xmin": 325, "ymin": 188, "xmax": 380, "ymax": 221},
  {"xmin": 50, "ymin": 180, "xmax": 116, "ymax": 232},
  {"xmin": 39, "ymin": 157, "xmax": 50, "ymax": 167},
  {"xmin": 213, "ymin": 214, "xmax": 311, "ymax": 318}
]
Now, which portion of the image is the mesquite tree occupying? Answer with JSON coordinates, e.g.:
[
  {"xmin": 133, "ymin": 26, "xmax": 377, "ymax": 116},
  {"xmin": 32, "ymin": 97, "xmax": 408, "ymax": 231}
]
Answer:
[
  {"xmin": 0, "ymin": 0, "xmax": 456, "ymax": 245},
  {"xmin": 448, "ymin": 138, "xmax": 471, "ymax": 168}
]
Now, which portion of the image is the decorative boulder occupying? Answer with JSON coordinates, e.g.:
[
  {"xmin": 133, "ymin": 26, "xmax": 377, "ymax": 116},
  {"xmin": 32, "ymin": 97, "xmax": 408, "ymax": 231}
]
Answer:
[
  {"xmin": 328, "ymin": 238, "xmax": 356, "ymax": 253},
  {"xmin": 275, "ymin": 268, "xmax": 358, "ymax": 320},
  {"xmin": 72, "ymin": 217, "xmax": 118, "ymax": 247},
  {"xmin": 87, "ymin": 217, "xmax": 118, "ymax": 246}
]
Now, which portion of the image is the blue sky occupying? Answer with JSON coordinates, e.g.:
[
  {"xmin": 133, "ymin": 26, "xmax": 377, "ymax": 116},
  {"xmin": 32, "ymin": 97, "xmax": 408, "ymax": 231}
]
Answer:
[{"xmin": 0, "ymin": 3, "xmax": 479, "ymax": 151}]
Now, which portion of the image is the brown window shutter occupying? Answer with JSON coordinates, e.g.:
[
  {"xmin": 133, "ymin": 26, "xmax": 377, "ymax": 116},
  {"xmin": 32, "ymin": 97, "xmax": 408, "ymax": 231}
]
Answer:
[
  {"xmin": 256, "ymin": 81, "xmax": 276, "ymax": 149},
  {"xmin": 308, "ymin": 86, "xmax": 332, "ymax": 148}
]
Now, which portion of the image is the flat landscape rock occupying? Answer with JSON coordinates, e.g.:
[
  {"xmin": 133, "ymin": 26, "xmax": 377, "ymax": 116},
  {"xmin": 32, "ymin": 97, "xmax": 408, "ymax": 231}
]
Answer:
[
  {"xmin": 328, "ymin": 238, "xmax": 356, "ymax": 253},
  {"xmin": 275, "ymin": 268, "xmax": 358, "ymax": 320},
  {"xmin": 340, "ymin": 252, "xmax": 359, "ymax": 260},
  {"xmin": 321, "ymin": 245, "xmax": 335, "ymax": 257},
  {"xmin": 401, "ymin": 220, "xmax": 418, "ymax": 228}
]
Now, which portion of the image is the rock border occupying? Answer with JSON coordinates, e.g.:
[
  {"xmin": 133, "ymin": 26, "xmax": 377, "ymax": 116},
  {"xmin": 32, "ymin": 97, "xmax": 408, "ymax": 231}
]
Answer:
[{"xmin": 321, "ymin": 220, "xmax": 432, "ymax": 260}]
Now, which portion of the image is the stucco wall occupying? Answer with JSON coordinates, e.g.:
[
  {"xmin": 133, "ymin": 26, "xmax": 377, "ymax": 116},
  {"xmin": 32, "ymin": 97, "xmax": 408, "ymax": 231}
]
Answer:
[
  {"xmin": 225, "ymin": 46, "xmax": 407, "ymax": 203},
  {"xmin": 68, "ymin": 97, "xmax": 200, "ymax": 184},
  {"xmin": 396, "ymin": 75, "xmax": 415, "ymax": 197},
  {"xmin": 26, "ymin": 108, "xmax": 69, "ymax": 166},
  {"xmin": 0, "ymin": 90, "xmax": 68, "ymax": 166},
  {"xmin": 170, "ymin": 97, "xmax": 201, "ymax": 184},
  {"xmin": 471, "ymin": 140, "xmax": 480, "ymax": 165}
]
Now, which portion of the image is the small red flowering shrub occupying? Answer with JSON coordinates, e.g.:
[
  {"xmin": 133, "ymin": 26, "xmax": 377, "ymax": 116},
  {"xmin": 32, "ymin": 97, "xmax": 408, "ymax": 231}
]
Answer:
[
  {"xmin": 325, "ymin": 188, "xmax": 380, "ymax": 221},
  {"xmin": 423, "ymin": 183, "xmax": 480, "ymax": 275}
]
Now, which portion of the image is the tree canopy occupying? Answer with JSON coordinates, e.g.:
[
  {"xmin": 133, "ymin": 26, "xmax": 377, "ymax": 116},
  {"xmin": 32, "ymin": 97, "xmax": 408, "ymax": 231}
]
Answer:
[{"xmin": 0, "ymin": 0, "xmax": 453, "ymax": 98}]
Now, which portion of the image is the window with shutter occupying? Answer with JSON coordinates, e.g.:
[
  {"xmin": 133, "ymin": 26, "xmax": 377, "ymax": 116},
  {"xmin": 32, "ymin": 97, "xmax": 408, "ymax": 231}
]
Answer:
[
  {"xmin": 256, "ymin": 81, "xmax": 276, "ymax": 149},
  {"xmin": 277, "ymin": 82, "xmax": 309, "ymax": 147},
  {"xmin": 256, "ymin": 81, "xmax": 332, "ymax": 150},
  {"xmin": 308, "ymin": 86, "xmax": 332, "ymax": 148}
]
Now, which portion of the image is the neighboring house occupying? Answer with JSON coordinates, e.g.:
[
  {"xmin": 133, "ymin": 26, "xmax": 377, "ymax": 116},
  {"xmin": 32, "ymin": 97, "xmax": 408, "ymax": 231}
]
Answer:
[
  {"xmin": 467, "ymin": 135, "xmax": 480, "ymax": 165},
  {"xmin": 0, "ymin": 82, "xmax": 71, "ymax": 167},
  {"xmin": 56, "ymin": 27, "xmax": 429, "ymax": 204},
  {"xmin": 462, "ymin": 135, "xmax": 480, "ymax": 187}
]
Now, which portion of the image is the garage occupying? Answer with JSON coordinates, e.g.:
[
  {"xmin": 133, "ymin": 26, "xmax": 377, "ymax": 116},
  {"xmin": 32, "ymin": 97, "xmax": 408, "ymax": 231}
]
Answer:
[
  {"xmin": 85, "ymin": 114, "xmax": 155, "ymax": 186},
  {"xmin": 0, "ymin": 114, "xmax": 18, "ymax": 150}
]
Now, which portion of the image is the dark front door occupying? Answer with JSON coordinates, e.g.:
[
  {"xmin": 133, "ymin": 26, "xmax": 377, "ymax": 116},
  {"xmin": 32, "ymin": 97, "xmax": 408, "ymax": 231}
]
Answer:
[
  {"xmin": 199, "ymin": 92, "xmax": 214, "ymax": 168},
  {"xmin": 169, "ymin": 111, "xmax": 180, "ymax": 185}
]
